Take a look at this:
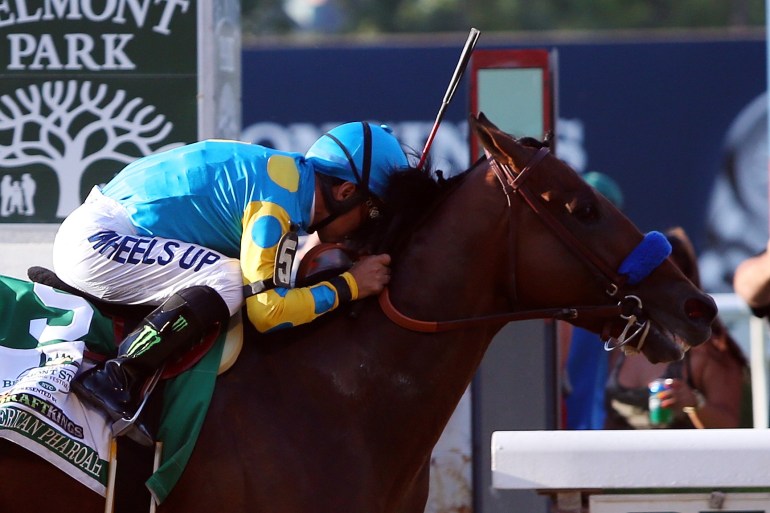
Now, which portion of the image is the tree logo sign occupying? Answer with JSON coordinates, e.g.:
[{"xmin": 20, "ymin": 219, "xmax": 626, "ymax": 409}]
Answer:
[{"xmin": 0, "ymin": 0, "xmax": 199, "ymax": 222}]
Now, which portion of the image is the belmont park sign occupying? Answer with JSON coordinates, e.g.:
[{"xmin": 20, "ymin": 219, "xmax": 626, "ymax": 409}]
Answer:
[
  {"xmin": 2, "ymin": 0, "xmax": 189, "ymax": 70},
  {"xmin": 0, "ymin": 0, "xmax": 240, "ymax": 222}
]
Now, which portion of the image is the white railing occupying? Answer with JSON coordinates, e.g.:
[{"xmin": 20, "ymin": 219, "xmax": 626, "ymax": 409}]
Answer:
[{"xmin": 491, "ymin": 429, "xmax": 770, "ymax": 512}]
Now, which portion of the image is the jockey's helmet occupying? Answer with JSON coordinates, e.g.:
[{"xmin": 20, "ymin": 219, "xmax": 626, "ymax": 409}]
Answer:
[{"xmin": 305, "ymin": 122, "xmax": 409, "ymax": 199}]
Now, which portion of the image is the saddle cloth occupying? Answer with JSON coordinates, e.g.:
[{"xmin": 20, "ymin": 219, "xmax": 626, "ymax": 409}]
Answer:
[
  {"xmin": 0, "ymin": 274, "xmax": 243, "ymax": 504},
  {"xmin": 0, "ymin": 340, "xmax": 112, "ymax": 495}
]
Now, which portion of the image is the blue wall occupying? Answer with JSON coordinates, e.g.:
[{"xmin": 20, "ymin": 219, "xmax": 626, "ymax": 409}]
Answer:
[
  {"xmin": 242, "ymin": 38, "xmax": 766, "ymax": 255},
  {"xmin": 556, "ymin": 40, "xmax": 765, "ymax": 240}
]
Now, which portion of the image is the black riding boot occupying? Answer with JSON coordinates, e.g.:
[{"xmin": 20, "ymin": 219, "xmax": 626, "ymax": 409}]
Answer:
[{"xmin": 71, "ymin": 286, "xmax": 229, "ymax": 446}]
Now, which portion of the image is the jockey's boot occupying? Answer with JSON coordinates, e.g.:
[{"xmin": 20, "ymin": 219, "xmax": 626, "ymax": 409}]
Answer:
[{"xmin": 71, "ymin": 285, "xmax": 229, "ymax": 446}]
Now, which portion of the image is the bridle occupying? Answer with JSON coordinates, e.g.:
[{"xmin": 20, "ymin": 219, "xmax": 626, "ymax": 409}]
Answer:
[{"xmin": 378, "ymin": 147, "xmax": 661, "ymax": 354}]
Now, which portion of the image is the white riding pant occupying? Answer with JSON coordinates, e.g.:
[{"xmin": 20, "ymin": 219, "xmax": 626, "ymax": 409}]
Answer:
[{"xmin": 53, "ymin": 187, "xmax": 243, "ymax": 317}]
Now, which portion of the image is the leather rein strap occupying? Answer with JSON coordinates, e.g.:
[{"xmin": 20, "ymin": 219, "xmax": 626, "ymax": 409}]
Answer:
[
  {"xmin": 378, "ymin": 288, "xmax": 623, "ymax": 333},
  {"xmin": 378, "ymin": 147, "xmax": 633, "ymax": 334}
]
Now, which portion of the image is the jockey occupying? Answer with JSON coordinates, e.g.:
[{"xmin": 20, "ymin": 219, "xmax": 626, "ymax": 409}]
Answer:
[{"xmin": 52, "ymin": 121, "xmax": 410, "ymax": 446}]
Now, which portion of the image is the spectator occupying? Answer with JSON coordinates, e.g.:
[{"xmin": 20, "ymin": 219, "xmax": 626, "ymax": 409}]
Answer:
[{"xmin": 733, "ymin": 239, "xmax": 770, "ymax": 315}]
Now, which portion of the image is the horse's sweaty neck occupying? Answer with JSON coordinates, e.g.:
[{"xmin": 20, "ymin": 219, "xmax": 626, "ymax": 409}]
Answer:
[{"xmin": 389, "ymin": 168, "xmax": 508, "ymax": 322}]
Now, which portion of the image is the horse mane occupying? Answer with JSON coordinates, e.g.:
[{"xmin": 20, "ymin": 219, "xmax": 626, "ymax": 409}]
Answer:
[
  {"xmin": 353, "ymin": 164, "xmax": 469, "ymax": 258},
  {"xmin": 252, "ymin": 166, "xmax": 467, "ymax": 347},
  {"xmin": 518, "ymin": 131, "xmax": 553, "ymax": 149}
]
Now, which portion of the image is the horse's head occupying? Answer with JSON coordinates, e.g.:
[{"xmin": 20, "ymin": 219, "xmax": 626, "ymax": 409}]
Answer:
[{"xmin": 470, "ymin": 112, "xmax": 717, "ymax": 363}]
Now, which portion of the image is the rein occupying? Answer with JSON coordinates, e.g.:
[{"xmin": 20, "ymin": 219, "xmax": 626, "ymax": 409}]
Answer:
[
  {"xmin": 378, "ymin": 147, "xmax": 666, "ymax": 353},
  {"xmin": 378, "ymin": 288, "xmax": 624, "ymax": 333}
]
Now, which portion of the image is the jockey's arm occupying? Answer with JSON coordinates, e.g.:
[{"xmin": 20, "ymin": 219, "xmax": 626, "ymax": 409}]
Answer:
[{"xmin": 240, "ymin": 204, "xmax": 359, "ymax": 333}]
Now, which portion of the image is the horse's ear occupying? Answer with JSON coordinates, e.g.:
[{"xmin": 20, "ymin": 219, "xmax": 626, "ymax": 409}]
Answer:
[
  {"xmin": 469, "ymin": 112, "xmax": 503, "ymax": 157},
  {"xmin": 469, "ymin": 112, "xmax": 529, "ymax": 168}
]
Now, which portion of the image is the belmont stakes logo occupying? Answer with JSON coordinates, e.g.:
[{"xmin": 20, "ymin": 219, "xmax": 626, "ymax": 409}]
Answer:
[
  {"xmin": 0, "ymin": 350, "xmax": 84, "ymax": 438},
  {"xmin": 0, "ymin": 341, "xmax": 109, "ymax": 489},
  {"xmin": 0, "ymin": 0, "xmax": 194, "ymax": 221}
]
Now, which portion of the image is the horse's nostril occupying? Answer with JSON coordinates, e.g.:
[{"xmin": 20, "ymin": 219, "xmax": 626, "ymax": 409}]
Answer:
[{"xmin": 684, "ymin": 296, "xmax": 717, "ymax": 324}]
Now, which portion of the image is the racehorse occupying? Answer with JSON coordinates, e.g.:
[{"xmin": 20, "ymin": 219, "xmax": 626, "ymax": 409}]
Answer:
[{"xmin": 0, "ymin": 113, "xmax": 716, "ymax": 513}]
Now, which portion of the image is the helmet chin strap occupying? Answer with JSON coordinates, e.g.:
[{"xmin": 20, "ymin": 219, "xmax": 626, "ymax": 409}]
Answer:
[
  {"xmin": 306, "ymin": 182, "xmax": 367, "ymax": 233},
  {"xmin": 307, "ymin": 122, "xmax": 374, "ymax": 234}
]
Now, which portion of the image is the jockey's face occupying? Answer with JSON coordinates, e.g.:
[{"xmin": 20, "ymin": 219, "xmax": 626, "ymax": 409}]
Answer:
[{"xmin": 314, "ymin": 180, "xmax": 368, "ymax": 243}]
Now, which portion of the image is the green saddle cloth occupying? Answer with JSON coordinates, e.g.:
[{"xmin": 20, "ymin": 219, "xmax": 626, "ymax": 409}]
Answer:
[
  {"xmin": 146, "ymin": 330, "xmax": 225, "ymax": 504},
  {"xmin": 0, "ymin": 274, "xmax": 224, "ymax": 504}
]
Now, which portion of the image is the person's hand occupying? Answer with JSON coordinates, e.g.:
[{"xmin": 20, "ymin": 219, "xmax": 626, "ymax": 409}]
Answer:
[
  {"xmin": 349, "ymin": 253, "xmax": 392, "ymax": 299},
  {"xmin": 660, "ymin": 379, "xmax": 699, "ymax": 409}
]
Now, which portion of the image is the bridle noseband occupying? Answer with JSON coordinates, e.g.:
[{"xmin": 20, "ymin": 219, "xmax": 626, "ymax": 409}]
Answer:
[{"xmin": 379, "ymin": 146, "xmax": 668, "ymax": 354}]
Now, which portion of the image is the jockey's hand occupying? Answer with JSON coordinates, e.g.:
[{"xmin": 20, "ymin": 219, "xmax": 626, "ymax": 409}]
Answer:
[{"xmin": 349, "ymin": 253, "xmax": 391, "ymax": 299}]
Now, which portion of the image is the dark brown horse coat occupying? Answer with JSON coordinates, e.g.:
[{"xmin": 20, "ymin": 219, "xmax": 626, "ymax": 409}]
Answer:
[{"xmin": 0, "ymin": 114, "xmax": 716, "ymax": 513}]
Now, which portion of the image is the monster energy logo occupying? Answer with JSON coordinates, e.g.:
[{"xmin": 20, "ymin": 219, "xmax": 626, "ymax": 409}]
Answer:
[
  {"xmin": 124, "ymin": 316, "xmax": 189, "ymax": 356},
  {"xmin": 124, "ymin": 325, "xmax": 162, "ymax": 356},
  {"xmin": 172, "ymin": 316, "xmax": 188, "ymax": 332}
]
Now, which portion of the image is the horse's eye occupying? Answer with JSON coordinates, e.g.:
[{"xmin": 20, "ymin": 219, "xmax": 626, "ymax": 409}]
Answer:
[{"xmin": 571, "ymin": 201, "xmax": 600, "ymax": 222}]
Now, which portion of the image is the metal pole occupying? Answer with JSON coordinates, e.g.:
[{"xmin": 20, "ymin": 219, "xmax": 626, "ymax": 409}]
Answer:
[{"xmin": 750, "ymin": 315, "xmax": 769, "ymax": 428}]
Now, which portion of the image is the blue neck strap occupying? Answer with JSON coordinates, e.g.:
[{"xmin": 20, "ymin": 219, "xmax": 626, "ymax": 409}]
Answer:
[{"xmin": 618, "ymin": 231, "xmax": 672, "ymax": 285}]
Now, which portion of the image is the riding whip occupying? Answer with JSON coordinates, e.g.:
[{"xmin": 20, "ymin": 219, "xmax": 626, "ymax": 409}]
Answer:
[{"xmin": 416, "ymin": 27, "xmax": 481, "ymax": 171}]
